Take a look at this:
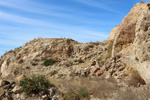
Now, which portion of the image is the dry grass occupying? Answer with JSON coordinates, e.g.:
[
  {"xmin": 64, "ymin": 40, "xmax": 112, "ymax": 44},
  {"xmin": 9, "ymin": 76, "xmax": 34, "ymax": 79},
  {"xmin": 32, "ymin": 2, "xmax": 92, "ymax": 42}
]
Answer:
[
  {"xmin": 128, "ymin": 70, "xmax": 146, "ymax": 87},
  {"xmin": 63, "ymin": 88, "xmax": 90, "ymax": 100},
  {"xmin": 103, "ymin": 40, "xmax": 113, "ymax": 59},
  {"xmin": 48, "ymin": 69, "xmax": 148, "ymax": 100},
  {"xmin": 49, "ymin": 76, "xmax": 120, "ymax": 99}
]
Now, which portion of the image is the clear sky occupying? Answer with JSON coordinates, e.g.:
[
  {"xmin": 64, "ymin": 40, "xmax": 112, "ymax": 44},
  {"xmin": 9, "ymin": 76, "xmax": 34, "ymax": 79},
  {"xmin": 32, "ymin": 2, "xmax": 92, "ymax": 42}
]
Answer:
[{"xmin": 0, "ymin": 0, "xmax": 149, "ymax": 56}]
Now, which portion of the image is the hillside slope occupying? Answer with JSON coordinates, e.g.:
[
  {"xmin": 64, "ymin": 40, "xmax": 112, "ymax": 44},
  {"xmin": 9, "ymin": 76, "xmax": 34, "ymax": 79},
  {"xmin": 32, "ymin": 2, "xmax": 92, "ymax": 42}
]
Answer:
[{"xmin": 1, "ymin": 2, "xmax": 150, "ymax": 100}]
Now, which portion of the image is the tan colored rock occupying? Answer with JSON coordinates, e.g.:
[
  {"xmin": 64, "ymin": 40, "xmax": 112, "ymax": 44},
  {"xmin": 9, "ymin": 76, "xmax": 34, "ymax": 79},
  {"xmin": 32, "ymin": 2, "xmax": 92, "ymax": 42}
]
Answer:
[
  {"xmin": 129, "ymin": 6, "xmax": 150, "ymax": 83},
  {"xmin": 1, "ymin": 57, "xmax": 14, "ymax": 77},
  {"xmin": 111, "ymin": 3, "xmax": 149, "ymax": 56},
  {"xmin": 108, "ymin": 25, "xmax": 120, "ymax": 40},
  {"xmin": 16, "ymin": 75, "xmax": 26, "ymax": 83},
  {"xmin": 96, "ymin": 69, "xmax": 105, "ymax": 76},
  {"xmin": 107, "ymin": 3, "xmax": 150, "ymax": 84},
  {"xmin": 0, "ymin": 38, "xmax": 111, "ymax": 79},
  {"xmin": 12, "ymin": 85, "xmax": 22, "ymax": 93}
]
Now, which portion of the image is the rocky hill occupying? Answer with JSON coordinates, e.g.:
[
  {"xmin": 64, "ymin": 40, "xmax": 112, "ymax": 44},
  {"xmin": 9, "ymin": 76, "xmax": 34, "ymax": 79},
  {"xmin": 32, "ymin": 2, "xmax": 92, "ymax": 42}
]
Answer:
[{"xmin": 1, "ymin": 2, "xmax": 150, "ymax": 100}]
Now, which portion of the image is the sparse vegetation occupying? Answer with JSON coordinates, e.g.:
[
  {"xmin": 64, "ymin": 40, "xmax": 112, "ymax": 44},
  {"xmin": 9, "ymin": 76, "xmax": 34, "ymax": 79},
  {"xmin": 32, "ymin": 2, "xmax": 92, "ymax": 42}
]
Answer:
[
  {"xmin": 20, "ymin": 75, "xmax": 50, "ymax": 94},
  {"xmin": 103, "ymin": 40, "xmax": 113, "ymax": 59},
  {"xmin": 63, "ymin": 88, "xmax": 89, "ymax": 100},
  {"xmin": 65, "ymin": 61, "xmax": 73, "ymax": 67},
  {"xmin": 129, "ymin": 70, "xmax": 146, "ymax": 87},
  {"xmin": 84, "ymin": 44, "xmax": 94, "ymax": 51},
  {"xmin": 50, "ymin": 71, "xmax": 58, "ymax": 76},
  {"xmin": 74, "ymin": 59, "xmax": 84, "ymax": 63},
  {"xmin": 78, "ymin": 88, "xmax": 89, "ymax": 98},
  {"xmin": 43, "ymin": 58, "xmax": 58, "ymax": 66},
  {"xmin": 63, "ymin": 96, "xmax": 70, "ymax": 100}
]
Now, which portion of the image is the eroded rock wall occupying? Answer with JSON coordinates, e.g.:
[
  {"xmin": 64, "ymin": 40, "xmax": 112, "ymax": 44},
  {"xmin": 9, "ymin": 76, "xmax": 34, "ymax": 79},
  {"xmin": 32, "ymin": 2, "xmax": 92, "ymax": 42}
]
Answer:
[
  {"xmin": 111, "ymin": 3, "xmax": 149, "ymax": 56},
  {"xmin": 131, "ymin": 8, "xmax": 150, "ymax": 83}
]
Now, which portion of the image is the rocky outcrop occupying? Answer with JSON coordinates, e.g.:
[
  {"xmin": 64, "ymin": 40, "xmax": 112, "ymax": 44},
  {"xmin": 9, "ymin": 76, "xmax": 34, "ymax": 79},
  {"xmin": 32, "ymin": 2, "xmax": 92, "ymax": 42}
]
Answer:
[
  {"xmin": 108, "ymin": 25, "xmax": 120, "ymax": 40},
  {"xmin": 111, "ymin": 2, "xmax": 149, "ymax": 56},
  {"xmin": 0, "ymin": 38, "xmax": 113, "ymax": 79},
  {"xmin": 130, "ymin": 5, "xmax": 150, "ymax": 83},
  {"xmin": 108, "ymin": 2, "xmax": 150, "ymax": 83}
]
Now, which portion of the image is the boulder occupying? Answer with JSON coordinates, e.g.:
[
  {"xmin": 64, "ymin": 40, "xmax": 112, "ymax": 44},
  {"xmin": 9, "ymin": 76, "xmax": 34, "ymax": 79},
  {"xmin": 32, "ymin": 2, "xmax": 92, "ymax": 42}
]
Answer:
[{"xmin": 12, "ymin": 85, "xmax": 22, "ymax": 93}]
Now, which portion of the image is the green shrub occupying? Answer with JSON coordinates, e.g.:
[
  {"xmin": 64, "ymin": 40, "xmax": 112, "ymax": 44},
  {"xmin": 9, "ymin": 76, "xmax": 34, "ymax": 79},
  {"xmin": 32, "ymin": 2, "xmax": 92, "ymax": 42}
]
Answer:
[
  {"xmin": 63, "ymin": 88, "xmax": 89, "ymax": 100},
  {"xmin": 74, "ymin": 59, "xmax": 84, "ymax": 63},
  {"xmin": 78, "ymin": 88, "xmax": 88, "ymax": 98},
  {"xmin": 63, "ymin": 96, "xmax": 69, "ymax": 100},
  {"xmin": 43, "ymin": 58, "xmax": 57, "ymax": 66},
  {"xmin": 20, "ymin": 75, "xmax": 50, "ymax": 94},
  {"xmin": 50, "ymin": 71, "xmax": 58, "ymax": 76}
]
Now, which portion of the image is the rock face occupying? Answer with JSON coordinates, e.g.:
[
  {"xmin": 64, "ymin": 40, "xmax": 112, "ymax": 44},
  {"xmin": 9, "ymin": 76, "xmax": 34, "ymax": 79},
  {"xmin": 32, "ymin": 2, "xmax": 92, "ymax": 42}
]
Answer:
[
  {"xmin": 1, "ymin": 2, "xmax": 150, "ymax": 100},
  {"xmin": 131, "ymin": 6, "xmax": 150, "ymax": 83},
  {"xmin": 108, "ymin": 25, "xmax": 120, "ymax": 40},
  {"xmin": 111, "ymin": 3, "xmax": 149, "ymax": 56},
  {"xmin": 109, "ymin": 2, "xmax": 150, "ymax": 83}
]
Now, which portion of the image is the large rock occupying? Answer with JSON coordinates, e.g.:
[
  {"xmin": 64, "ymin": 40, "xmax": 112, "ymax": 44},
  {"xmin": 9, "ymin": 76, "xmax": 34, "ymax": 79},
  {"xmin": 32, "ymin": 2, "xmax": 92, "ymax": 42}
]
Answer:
[
  {"xmin": 129, "ymin": 5, "xmax": 150, "ymax": 83},
  {"xmin": 108, "ymin": 2, "xmax": 150, "ymax": 83},
  {"xmin": 111, "ymin": 3, "xmax": 149, "ymax": 56}
]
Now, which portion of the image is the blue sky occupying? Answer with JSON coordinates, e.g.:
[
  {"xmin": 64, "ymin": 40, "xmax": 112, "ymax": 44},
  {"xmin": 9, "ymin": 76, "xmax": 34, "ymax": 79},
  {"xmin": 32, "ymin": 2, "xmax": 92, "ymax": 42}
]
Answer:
[{"xmin": 0, "ymin": 0, "xmax": 149, "ymax": 56}]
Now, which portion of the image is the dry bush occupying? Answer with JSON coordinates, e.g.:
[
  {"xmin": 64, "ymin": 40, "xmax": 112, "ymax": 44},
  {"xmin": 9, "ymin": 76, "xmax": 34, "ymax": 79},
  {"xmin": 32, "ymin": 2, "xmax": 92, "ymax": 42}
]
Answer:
[
  {"xmin": 20, "ymin": 75, "xmax": 50, "ymax": 94},
  {"xmin": 114, "ymin": 85, "xmax": 150, "ymax": 100},
  {"xmin": 63, "ymin": 88, "xmax": 89, "ymax": 100},
  {"xmin": 128, "ymin": 70, "xmax": 146, "ymax": 87}
]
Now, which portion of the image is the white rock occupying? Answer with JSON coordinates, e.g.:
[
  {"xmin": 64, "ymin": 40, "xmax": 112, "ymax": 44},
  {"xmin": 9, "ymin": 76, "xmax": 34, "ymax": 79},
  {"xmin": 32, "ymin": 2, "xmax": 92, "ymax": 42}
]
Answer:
[{"xmin": 12, "ymin": 85, "xmax": 22, "ymax": 93}]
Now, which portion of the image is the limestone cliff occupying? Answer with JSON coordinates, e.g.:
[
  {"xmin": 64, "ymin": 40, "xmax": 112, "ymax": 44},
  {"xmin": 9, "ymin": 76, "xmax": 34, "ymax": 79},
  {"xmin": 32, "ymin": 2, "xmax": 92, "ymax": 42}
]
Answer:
[
  {"xmin": 109, "ymin": 2, "xmax": 150, "ymax": 83},
  {"xmin": 110, "ymin": 2, "xmax": 149, "ymax": 56}
]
